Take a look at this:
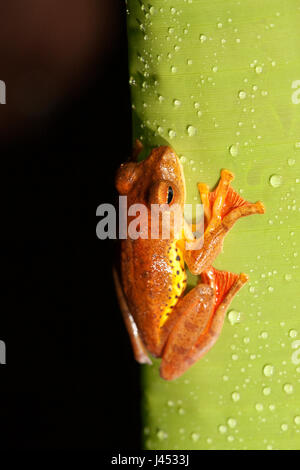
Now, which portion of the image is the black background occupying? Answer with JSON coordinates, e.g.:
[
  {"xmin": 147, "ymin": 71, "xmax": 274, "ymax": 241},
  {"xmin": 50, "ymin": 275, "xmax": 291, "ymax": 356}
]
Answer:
[{"xmin": 0, "ymin": 1, "xmax": 141, "ymax": 449}]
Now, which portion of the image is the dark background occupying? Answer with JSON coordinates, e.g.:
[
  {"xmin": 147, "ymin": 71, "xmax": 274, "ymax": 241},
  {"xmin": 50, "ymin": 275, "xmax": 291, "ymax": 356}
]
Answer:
[{"xmin": 0, "ymin": 0, "xmax": 141, "ymax": 449}]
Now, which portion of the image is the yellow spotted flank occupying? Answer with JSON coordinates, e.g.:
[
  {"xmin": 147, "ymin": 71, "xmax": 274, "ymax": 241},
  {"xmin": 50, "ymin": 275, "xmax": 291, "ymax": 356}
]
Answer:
[{"xmin": 159, "ymin": 241, "xmax": 187, "ymax": 327}]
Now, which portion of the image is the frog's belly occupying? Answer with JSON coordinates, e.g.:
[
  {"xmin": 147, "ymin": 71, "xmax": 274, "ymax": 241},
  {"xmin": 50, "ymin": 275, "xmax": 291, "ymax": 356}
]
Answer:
[{"xmin": 159, "ymin": 242, "xmax": 187, "ymax": 328}]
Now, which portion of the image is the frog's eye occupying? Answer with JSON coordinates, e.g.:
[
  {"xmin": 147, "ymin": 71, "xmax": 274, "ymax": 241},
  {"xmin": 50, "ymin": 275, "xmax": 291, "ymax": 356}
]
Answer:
[
  {"xmin": 148, "ymin": 181, "xmax": 178, "ymax": 206},
  {"xmin": 167, "ymin": 186, "xmax": 174, "ymax": 205}
]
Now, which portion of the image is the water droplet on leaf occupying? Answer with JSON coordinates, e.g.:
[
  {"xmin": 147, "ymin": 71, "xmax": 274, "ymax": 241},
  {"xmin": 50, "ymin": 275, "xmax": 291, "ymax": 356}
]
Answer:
[
  {"xmin": 289, "ymin": 329, "xmax": 298, "ymax": 338},
  {"xmin": 288, "ymin": 158, "xmax": 295, "ymax": 166},
  {"xmin": 263, "ymin": 364, "xmax": 274, "ymax": 377},
  {"xmin": 227, "ymin": 310, "xmax": 241, "ymax": 325},
  {"xmin": 187, "ymin": 125, "xmax": 197, "ymax": 136},
  {"xmin": 283, "ymin": 383, "xmax": 293, "ymax": 394},
  {"xmin": 227, "ymin": 418, "xmax": 237, "ymax": 428},
  {"xmin": 157, "ymin": 429, "xmax": 168, "ymax": 440},
  {"xmin": 191, "ymin": 432, "xmax": 200, "ymax": 442},
  {"xmin": 218, "ymin": 425, "xmax": 227, "ymax": 434},
  {"xmin": 294, "ymin": 416, "xmax": 300, "ymax": 425},
  {"xmin": 231, "ymin": 391, "xmax": 240, "ymax": 402},
  {"xmin": 269, "ymin": 174, "xmax": 282, "ymax": 188},
  {"xmin": 238, "ymin": 90, "xmax": 247, "ymax": 100},
  {"xmin": 229, "ymin": 144, "xmax": 239, "ymax": 157}
]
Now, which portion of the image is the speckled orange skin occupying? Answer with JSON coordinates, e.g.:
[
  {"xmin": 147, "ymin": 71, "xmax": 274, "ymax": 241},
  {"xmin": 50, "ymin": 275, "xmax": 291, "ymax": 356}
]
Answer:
[
  {"xmin": 114, "ymin": 145, "xmax": 265, "ymax": 380},
  {"xmin": 116, "ymin": 146, "xmax": 187, "ymax": 357}
]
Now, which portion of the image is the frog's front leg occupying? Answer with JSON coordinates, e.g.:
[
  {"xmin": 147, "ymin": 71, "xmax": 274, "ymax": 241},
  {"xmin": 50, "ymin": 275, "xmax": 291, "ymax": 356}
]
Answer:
[
  {"xmin": 184, "ymin": 170, "xmax": 265, "ymax": 275},
  {"xmin": 160, "ymin": 267, "xmax": 247, "ymax": 380}
]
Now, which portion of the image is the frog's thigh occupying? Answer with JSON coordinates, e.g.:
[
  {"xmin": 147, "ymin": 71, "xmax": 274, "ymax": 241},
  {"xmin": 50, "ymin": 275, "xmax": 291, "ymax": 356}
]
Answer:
[
  {"xmin": 113, "ymin": 267, "xmax": 152, "ymax": 365},
  {"xmin": 161, "ymin": 270, "xmax": 248, "ymax": 380},
  {"xmin": 184, "ymin": 271, "xmax": 248, "ymax": 371},
  {"xmin": 160, "ymin": 284, "xmax": 214, "ymax": 380}
]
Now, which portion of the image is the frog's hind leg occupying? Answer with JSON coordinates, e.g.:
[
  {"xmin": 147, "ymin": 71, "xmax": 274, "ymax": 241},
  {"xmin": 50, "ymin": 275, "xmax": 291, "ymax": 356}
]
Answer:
[
  {"xmin": 113, "ymin": 267, "xmax": 152, "ymax": 365},
  {"xmin": 159, "ymin": 282, "xmax": 215, "ymax": 380},
  {"xmin": 160, "ymin": 267, "xmax": 248, "ymax": 380},
  {"xmin": 190, "ymin": 267, "xmax": 248, "ymax": 363}
]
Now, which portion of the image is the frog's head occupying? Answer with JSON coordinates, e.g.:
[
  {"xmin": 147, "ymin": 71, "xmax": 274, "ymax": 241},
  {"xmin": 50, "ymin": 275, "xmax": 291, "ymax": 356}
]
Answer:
[{"xmin": 115, "ymin": 146, "xmax": 185, "ymax": 210}]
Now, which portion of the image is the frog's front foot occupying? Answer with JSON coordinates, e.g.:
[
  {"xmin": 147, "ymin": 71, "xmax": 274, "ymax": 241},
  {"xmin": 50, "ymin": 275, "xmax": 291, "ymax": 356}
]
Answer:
[
  {"xmin": 184, "ymin": 170, "xmax": 265, "ymax": 275},
  {"xmin": 199, "ymin": 169, "xmax": 265, "ymax": 233}
]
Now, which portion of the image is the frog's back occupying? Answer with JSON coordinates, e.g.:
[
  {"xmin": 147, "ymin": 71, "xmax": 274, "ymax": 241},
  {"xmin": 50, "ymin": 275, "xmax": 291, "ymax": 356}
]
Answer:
[
  {"xmin": 116, "ymin": 145, "xmax": 187, "ymax": 355},
  {"xmin": 121, "ymin": 238, "xmax": 186, "ymax": 356}
]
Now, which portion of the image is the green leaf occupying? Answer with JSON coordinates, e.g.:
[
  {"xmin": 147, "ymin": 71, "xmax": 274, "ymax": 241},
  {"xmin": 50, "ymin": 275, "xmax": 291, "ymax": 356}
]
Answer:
[{"xmin": 126, "ymin": 0, "xmax": 300, "ymax": 450}]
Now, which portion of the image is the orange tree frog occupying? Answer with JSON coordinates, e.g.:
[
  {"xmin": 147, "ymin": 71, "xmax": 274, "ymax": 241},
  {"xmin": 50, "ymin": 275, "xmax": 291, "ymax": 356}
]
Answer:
[{"xmin": 113, "ymin": 143, "xmax": 265, "ymax": 380}]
